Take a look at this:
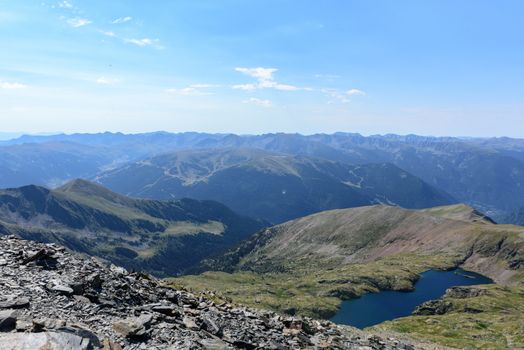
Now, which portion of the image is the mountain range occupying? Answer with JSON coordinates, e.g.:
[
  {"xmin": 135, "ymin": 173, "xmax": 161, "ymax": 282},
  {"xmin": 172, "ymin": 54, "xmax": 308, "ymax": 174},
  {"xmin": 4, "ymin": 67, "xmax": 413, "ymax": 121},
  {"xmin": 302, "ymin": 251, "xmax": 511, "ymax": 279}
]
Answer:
[
  {"xmin": 1, "ymin": 131, "xmax": 524, "ymax": 222},
  {"xmin": 0, "ymin": 179, "xmax": 265, "ymax": 275},
  {"xmin": 94, "ymin": 148, "xmax": 454, "ymax": 223}
]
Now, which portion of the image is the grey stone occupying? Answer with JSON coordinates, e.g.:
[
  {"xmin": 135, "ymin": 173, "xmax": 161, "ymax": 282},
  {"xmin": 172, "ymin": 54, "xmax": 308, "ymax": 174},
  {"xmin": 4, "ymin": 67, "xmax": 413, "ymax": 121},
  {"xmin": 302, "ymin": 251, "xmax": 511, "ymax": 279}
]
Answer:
[
  {"xmin": 0, "ymin": 331, "xmax": 96, "ymax": 350},
  {"xmin": 0, "ymin": 297, "xmax": 30, "ymax": 309},
  {"xmin": 0, "ymin": 309, "xmax": 17, "ymax": 331}
]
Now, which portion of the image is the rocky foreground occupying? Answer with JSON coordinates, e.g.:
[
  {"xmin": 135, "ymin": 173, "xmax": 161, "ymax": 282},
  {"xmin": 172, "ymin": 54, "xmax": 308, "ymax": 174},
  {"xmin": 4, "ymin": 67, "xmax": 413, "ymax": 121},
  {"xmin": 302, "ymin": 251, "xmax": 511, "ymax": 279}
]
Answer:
[{"xmin": 0, "ymin": 235, "xmax": 428, "ymax": 349}]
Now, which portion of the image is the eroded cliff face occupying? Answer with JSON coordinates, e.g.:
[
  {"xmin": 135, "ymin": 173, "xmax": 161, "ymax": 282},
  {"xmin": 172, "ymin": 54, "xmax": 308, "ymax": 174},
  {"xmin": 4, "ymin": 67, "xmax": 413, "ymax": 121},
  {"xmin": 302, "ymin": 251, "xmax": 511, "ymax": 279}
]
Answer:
[{"xmin": 0, "ymin": 235, "xmax": 431, "ymax": 350}]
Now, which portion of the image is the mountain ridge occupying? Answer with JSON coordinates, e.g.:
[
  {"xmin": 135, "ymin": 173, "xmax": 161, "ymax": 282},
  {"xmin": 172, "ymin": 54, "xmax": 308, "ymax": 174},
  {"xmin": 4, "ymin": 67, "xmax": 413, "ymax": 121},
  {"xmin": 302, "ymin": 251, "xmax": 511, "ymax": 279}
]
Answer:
[
  {"xmin": 95, "ymin": 148, "xmax": 456, "ymax": 223},
  {"xmin": 0, "ymin": 179, "xmax": 266, "ymax": 276}
]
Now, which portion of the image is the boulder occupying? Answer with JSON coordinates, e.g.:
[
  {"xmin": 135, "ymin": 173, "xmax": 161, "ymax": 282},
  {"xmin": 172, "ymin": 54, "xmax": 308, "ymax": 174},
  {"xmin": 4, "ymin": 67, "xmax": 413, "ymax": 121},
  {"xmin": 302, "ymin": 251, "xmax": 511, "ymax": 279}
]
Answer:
[
  {"xmin": 413, "ymin": 300, "xmax": 453, "ymax": 315},
  {"xmin": 0, "ymin": 331, "xmax": 97, "ymax": 350},
  {"xmin": 113, "ymin": 314, "xmax": 153, "ymax": 339},
  {"xmin": 0, "ymin": 297, "xmax": 30, "ymax": 309},
  {"xmin": 0, "ymin": 309, "xmax": 17, "ymax": 331}
]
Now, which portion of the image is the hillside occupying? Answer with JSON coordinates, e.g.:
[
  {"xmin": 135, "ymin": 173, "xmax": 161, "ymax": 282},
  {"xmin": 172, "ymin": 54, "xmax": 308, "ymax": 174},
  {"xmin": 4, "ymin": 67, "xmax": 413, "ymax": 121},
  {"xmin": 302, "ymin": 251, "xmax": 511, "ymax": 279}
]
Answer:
[
  {"xmin": 95, "ymin": 148, "xmax": 455, "ymax": 223},
  {"xmin": 172, "ymin": 204, "xmax": 524, "ymax": 348},
  {"xmin": 500, "ymin": 207, "xmax": 524, "ymax": 225},
  {"xmin": 0, "ymin": 235, "xmax": 431, "ymax": 350},
  {"xmin": 0, "ymin": 179, "xmax": 265, "ymax": 276},
  {"xmin": 196, "ymin": 204, "xmax": 522, "ymax": 284}
]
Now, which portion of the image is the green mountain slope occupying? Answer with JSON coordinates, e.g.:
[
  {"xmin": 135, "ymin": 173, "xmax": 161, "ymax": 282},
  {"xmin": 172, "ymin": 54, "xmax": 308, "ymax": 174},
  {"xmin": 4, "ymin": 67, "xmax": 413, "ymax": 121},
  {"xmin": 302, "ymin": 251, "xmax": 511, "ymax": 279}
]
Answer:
[
  {"xmin": 96, "ymin": 148, "xmax": 456, "ymax": 223},
  {"xmin": 171, "ymin": 204, "xmax": 524, "ymax": 348},
  {"xmin": 0, "ymin": 179, "xmax": 265, "ymax": 276}
]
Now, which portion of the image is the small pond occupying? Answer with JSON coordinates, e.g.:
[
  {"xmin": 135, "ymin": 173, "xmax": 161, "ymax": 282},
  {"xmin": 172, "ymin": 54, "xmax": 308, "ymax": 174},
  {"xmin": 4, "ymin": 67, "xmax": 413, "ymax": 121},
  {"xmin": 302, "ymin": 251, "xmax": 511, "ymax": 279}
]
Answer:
[{"xmin": 330, "ymin": 268, "xmax": 492, "ymax": 329}]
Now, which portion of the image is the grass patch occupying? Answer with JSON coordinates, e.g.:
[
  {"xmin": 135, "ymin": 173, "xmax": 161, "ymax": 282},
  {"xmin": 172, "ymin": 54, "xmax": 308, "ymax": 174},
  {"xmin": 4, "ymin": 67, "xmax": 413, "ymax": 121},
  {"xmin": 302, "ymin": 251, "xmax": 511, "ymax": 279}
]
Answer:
[
  {"xmin": 168, "ymin": 253, "xmax": 457, "ymax": 318},
  {"xmin": 372, "ymin": 285, "xmax": 524, "ymax": 349}
]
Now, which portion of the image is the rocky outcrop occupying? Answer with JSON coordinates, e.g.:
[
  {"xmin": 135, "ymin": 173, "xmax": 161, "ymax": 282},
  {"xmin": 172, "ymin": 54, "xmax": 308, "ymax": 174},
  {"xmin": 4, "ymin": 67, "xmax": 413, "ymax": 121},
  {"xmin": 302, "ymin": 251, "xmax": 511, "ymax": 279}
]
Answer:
[
  {"xmin": 0, "ymin": 235, "xmax": 425, "ymax": 349},
  {"xmin": 412, "ymin": 300, "xmax": 453, "ymax": 316},
  {"xmin": 413, "ymin": 286, "xmax": 492, "ymax": 316}
]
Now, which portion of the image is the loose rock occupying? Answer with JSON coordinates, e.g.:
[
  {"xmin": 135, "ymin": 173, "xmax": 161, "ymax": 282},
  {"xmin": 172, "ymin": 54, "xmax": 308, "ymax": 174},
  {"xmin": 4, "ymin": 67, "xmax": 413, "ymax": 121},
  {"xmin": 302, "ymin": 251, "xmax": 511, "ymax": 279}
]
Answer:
[{"xmin": 0, "ymin": 235, "xmax": 428, "ymax": 349}]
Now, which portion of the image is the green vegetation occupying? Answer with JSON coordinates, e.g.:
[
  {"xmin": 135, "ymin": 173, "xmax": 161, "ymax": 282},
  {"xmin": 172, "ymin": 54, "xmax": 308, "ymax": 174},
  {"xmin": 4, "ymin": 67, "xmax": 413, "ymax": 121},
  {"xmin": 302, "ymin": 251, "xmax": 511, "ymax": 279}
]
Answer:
[
  {"xmin": 0, "ymin": 179, "xmax": 265, "ymax": 276},
  {"xmin": 170, "ymin": 204, "xmax": 524, "ymax": 349},
  {"xmin": 171, "ymin": 253, "xmax": 456, "ymax": 318},
  {"xmin": 373, "ymin": 285, "xmax": 524, "ymax": 349}
]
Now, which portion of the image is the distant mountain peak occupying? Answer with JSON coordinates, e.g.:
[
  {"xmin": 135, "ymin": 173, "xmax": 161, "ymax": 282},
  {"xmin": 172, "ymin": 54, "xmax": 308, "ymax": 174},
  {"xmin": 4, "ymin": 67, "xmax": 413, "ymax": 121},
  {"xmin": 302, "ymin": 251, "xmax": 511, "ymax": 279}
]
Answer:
[{"xmin": 56, "ymin": 178, "xmax": 130, "ymax": 203}]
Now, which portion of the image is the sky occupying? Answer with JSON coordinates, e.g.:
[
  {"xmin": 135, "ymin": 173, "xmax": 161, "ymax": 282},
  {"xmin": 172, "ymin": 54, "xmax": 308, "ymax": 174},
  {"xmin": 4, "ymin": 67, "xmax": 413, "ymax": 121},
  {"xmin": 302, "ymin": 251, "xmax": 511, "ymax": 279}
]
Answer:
[{"xmin": 0, "ymin": 0, "xmax": 523, "ymax": 137}]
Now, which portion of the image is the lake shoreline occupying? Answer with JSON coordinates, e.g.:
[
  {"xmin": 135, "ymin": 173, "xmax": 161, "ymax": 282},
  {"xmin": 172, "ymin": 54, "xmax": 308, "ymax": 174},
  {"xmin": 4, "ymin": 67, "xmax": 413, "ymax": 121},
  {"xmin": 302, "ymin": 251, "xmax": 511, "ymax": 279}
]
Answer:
[{"xmin": 330, "ymin": 268, "xmax": 493, "ymax": 329}]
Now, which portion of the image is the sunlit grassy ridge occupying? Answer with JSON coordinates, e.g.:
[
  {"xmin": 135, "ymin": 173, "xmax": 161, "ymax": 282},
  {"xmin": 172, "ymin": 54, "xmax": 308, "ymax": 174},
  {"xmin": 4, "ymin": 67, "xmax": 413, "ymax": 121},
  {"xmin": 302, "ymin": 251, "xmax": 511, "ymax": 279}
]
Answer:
[{"xmin": 170, "ymin": 204, "xmax": 524, "ymax": 349}]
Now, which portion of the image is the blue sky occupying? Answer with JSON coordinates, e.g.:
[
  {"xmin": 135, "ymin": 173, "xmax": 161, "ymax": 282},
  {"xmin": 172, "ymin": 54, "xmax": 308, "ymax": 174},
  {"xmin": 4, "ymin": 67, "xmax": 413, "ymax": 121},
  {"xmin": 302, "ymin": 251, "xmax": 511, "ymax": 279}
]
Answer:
[{"xmin": 0, "ymin": 0, "xmax": 523, "ymax": 137}]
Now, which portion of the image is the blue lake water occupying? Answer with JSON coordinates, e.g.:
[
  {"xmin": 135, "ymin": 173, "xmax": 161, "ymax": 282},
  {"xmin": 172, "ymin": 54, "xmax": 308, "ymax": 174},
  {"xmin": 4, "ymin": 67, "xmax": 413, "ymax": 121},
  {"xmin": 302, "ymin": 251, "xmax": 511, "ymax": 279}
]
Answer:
[{"xmin": 330, "ymin": 268, "xmax": 492, "ymax": 329}]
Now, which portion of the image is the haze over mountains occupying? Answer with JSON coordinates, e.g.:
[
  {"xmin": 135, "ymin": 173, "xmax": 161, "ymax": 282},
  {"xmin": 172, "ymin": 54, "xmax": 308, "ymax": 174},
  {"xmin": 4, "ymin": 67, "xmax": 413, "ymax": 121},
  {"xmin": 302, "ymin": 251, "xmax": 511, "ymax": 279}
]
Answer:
[
  {"xmin": 95, "ymin": 148, "xmax": 454, "ymax": 223},
  {"xmin": 1, "ymin": 131, "xmax": 524, "ymax": 223}
]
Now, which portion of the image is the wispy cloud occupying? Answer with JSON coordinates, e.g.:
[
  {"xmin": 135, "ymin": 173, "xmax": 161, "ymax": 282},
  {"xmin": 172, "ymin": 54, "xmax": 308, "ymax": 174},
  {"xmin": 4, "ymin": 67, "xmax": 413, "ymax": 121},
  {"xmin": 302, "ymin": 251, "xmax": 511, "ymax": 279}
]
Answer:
[
  {"xmin": 166, "ymin": 84, "xmax": 217, "ymax": 96},
  {"xmin": 322, "ymin": 88, "xmax": 367, "ymax": 103},
  {"xmin": 67, "ymin": 17, "xmax": 91, "ymax": 28},
  {"xmin": 57, "ymin": 1, "xmax": 73, "ymax": 9},
  {"xmin": 347, "ymin": 88, "xmax": 366, "ymax": 96},
  {"xmin": 124, "ymin": 38, "xmax": 162, "ymax": 49},
  {"xmin": 112, "ymin": 16, "xmax": 132, "ymax": 24},
  {"xmin": 189, "ymin": 84, "xmax": 220, "ymax": 88},
  {"xmin": 0, "ymin": 82, "xmax": 28, "ymax": 89},
  {"xmin": 243, "ymin": 97, "xmax": 272, "ymax": 107},
  {"xmin": 101, "ymin": 31, "xmax": 116, "ymax": 37},
  {"xmin": 233, "ymin": 67, "xmax": 304, "ymax": 91}
]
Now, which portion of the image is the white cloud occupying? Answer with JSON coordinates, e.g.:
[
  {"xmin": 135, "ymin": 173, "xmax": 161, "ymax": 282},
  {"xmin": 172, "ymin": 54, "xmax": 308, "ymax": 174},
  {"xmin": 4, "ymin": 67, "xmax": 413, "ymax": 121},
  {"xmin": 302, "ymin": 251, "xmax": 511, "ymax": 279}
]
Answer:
[
  {"xmin": 112, "ymin": 16, "xmax": 132, "ymax": 24},
  {"xmin": 101, "ymin": 31, "xmax": 116, "ymax": 37},
  {"xmin": 166, "ymin": 86, "xmax": 213, "ymax": 96},
  {"xmin": 95, "ymin": 77, "xmax": 118, "ymax": 85},
  {"xmin": 0, "ymin": 82, "xmax": 28, "ymax": 89},
  {"xmin": 58, "ymin": 1, "xmax": 73, "ymax": 9},
  {"xmin": 67, "ymin": 17, "xmax": 91, "ymax": 28},
  {"xmin": 321, "ymin": 88, "xmax": 366, "ymax": 103},
  {"xmin": 233, "ymin": 67, "xmax": 303, "ymax": 91},
  {"xmin": 243, "ymin": 97, "xmax": 272, "ymax": 107},
  {"xmin": 272, "ymin": 83, "xmax": 300, "ymax": 91},
  {"xmin": 189, "ymin": 84, "xmax": 220, "ymax": 88},
  {"xmin": 124, "ymin": 38, "xmax": 162, "ymax": 48},
  {"xmin": 347, "ymin": 88, "xmax": 366, "ymax": 96},
  {"xmin": 232, "ymin": 83, "xmax": 257, "ymax": 91}
]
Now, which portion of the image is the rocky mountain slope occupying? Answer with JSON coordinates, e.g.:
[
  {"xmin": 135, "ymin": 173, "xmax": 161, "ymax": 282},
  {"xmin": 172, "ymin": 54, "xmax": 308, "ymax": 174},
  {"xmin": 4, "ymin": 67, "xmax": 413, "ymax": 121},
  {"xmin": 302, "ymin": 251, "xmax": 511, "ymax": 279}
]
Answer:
[
  {"xmin": 174, "ymin": 205, "xmax": 523, "ymax": 335},
  {"xmin": 197, "ymin": 204, "xmax": 523, "ymax": 285},
  {"xmin": 95, "ymin": 148, "xmax": 455, "ymax": 223},
  {"xmin": 0, "ymin": 235, "xmax": 433, "ymax": 350},
  {"xmin": 173, "ymin": 204, "xmax": 524, "ymax": 348},
  {"xmin": 0, "ymin": 179, "xmax": 265, "ymax": 276}
]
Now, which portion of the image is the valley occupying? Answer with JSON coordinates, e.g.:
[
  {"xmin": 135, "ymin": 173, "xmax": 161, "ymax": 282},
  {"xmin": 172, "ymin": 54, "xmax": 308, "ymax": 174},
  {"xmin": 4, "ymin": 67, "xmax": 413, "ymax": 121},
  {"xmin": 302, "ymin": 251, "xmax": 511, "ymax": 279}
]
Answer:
[
  {"xmin": 171, "ymin": 204, "xmax": 524, "ymax": 349},
  {"xmin": 0, "ymin": 133, "xmax": 524, "ymax": 349},
  {"xmin": 0, "ymin": 179, "xmax": 265, "ymax": 276}
]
